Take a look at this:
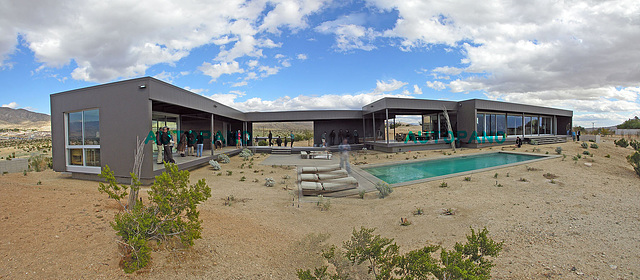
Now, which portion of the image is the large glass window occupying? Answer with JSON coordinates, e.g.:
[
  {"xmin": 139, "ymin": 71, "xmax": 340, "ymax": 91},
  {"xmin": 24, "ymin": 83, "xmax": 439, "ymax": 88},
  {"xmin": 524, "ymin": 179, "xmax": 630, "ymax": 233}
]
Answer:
[
  {"xmin": 524, "ymin": 116, "xmax": 532, "ymax": 135},
  {"xmin": 477, "ymin": 113, "xmax": 485, "ymax": 136},
  {"xmin": 541, "ymin": 116, "xmax": 553, "ymax": 134},
  {"xmin": 66, "ymin": 109, "xmax": 100, "ymax": 168},
  {"xmin": 507, "ymin": 114, "xmax": 522, "ymax": 136},
  {"xmin": 531, "ymin": 116, "xmax": 539, "ymax": 135},
  {"xmin": 68, "ymin": 112, "xmax": 83, "ymax": 145},
  {"xmin": 496, "ymin": 114, "xmax": 506, "ymax": 136}
]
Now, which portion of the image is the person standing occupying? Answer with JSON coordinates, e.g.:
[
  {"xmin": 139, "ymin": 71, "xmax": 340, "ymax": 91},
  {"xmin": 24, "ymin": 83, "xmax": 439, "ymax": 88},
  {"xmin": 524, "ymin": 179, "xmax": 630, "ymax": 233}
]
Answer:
[
  {"xmin": 161, "ymin": 127, "xmax": 175, "ymax": 163},
  {"xmin": 329, "ymin": 130, "xmax": 336, "ymax": 146},
  {"xmin": 577, "ymin": 130, "xmax": 581, "ymax": 141},
  {"xmin": 338, "ymin": 138, "xmax": 351, "ymax": 173},
  {"xmin": 353, "ymin": 130, "xmax": 359, "ymax": 144},
  {"xmin": 276, "ymin": 136, "xmax": 282, "ymax": 146},
  {"xmin": 290, "ymin": 131, "xmax": 295, "ymax": 147},
  {"xmin": 345, "ymin": 130, "xmax": 351, "ymax": 144},
  {"xmin": 178, "ymin": 131, "xmax": 187, "ymax": 157},
  {"xmin": 236, "ymin": 130, "xmax": 242, "ymax": 148},
  {"xmin": 338, "ymin": 129, "xmax": 344, "ymax": 145},
  {"xmin": 186, "ymin": 130, "xmax": 195, "ymax": 156},
  {"xmin": 268, "ymin": 130, "xmax": 273, "ymax": 146},
  {"xmin": 156, "ymin": 129, "xmax": 164, "ymax": 164},
  {"xmin": 571, "ymin": 130, "xmax": 576, "ymax": 141},
  {"xmin": 321, "ymin": 131, "xmax": 327, "ymax": 147},
  {"xmin": 196, "ymin": 131, "xmax": 204, "ymax": 157}
]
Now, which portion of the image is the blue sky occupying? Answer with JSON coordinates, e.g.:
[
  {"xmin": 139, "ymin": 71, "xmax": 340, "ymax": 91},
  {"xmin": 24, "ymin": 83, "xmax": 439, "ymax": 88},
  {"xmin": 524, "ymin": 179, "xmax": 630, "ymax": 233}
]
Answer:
[{"xmin": 1, "ymin": 0, "xmax": 639, "ymax": 126}]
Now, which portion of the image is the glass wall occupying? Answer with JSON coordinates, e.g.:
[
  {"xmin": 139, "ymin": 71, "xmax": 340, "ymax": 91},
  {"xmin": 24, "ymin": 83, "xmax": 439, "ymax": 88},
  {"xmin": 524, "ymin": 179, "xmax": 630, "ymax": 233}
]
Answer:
[
  {"xmin": 152, "ymin": 112, "xmax": 180, "ymax": 154},
  {"xmin": 66, "ymin": 109, "xmax": 100, "ymax": 168},
  {"xmin": 507, "ymin": 114, "xmax": 522, "ymax": 136},
  {"xmin": 480, "ymin": 113, "xmax": 553, "ymax": 137}
]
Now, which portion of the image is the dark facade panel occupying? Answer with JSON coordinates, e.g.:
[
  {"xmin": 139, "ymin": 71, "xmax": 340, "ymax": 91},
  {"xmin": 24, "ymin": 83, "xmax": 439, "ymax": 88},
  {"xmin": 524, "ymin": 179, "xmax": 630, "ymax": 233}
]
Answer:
[
  {"xmin": 473, "ymin": 99, "xmax": 572, "ymax": 117},
  {"xmin": 362, "ymin": 97, "xmax": 458, "ymax": 113},
  {"xmin": 148, "ymin": 79, "xmax": 245, "ymax": 121},
  {"xmin": 50, "ymin": 77, "xmax": 154, "ymax": 181}
]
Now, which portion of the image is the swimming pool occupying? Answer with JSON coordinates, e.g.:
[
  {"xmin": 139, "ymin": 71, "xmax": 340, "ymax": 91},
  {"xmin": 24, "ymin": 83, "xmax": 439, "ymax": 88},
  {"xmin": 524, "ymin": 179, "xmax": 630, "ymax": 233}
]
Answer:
[{"xmin": 363, "ymin": 152, "xmax": 551, "ymax": 185}]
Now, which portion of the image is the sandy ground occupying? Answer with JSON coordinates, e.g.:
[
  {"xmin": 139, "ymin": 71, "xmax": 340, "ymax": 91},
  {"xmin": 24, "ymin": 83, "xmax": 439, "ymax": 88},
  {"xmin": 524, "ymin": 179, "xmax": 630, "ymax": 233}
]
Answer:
[{"xmin": 1, "ymin": 138, "xmax": 640, "ymax": 279}]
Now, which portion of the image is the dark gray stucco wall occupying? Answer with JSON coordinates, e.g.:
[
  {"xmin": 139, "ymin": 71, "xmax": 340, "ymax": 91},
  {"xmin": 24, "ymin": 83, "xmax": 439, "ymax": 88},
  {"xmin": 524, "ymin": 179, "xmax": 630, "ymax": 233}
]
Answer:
[
  {"xmin": 456, "ymin": 100, "xmax": 477, "ymax": 144},
  {"xmin": 50, "ymin": 77, "xmax": 154, "ymax": 181}
]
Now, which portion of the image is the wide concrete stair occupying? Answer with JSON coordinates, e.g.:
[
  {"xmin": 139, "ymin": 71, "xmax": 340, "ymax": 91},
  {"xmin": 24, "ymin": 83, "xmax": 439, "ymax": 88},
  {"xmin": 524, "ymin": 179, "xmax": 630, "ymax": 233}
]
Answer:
[
  {"xmin": 271, "ymin": 147, "xmax": 292, "ymax": 154},
  {"xmin": 528, "ymin": 136, "xmax": 569, "ymax": 145}
]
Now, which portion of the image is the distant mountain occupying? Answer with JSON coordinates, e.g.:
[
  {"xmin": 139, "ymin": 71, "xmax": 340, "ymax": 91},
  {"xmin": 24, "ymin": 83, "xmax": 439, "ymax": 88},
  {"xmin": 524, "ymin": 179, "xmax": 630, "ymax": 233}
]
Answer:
[{"xmin": 0, "ymin": 107, "xmax": 50, "ymax": 126}]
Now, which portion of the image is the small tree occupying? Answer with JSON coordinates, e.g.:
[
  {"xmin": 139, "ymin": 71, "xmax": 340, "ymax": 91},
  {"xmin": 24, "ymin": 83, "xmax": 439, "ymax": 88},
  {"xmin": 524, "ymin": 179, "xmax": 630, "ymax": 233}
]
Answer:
[
  {"xmin": 628, "ymin": 151, "xmax": 640, "ymax": 177},
  {"xmin": 98, "ymin": 163, "xmax": 211, "ymax": 273}
]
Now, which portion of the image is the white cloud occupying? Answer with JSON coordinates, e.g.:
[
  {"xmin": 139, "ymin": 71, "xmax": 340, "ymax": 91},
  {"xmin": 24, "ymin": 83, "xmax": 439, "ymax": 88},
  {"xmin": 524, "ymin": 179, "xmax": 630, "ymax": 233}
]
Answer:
[
  {"xmin": 374, "ymin": 79, "xmax": 407, "ymax": 93},
  {"xmin": 297, "ymin": 53, "xmax": 307, "ymax": 60},
  {"xmin": 205, "ymin": 79, "xmax": 418, "ymax": 112},
  {"xmin": 247, "ymin": 60, "xmax": 259, "ymax": 69},
  {"xmin": 426, "ymin": 81, "xmax": 446, "ymax": 91},
  {"xmin": 2, "ymin": 102, "xmax": 18, "ymax": 109},
  {"xmin": 0, "ymin": 0, "xmax": 330, "ymax": 82},
  {"xmin": 198, "ymin": 61, "xmax": 244, "ymax": 82},
  {"xmin": 259, "ymin": 65, "xmax": 280, "ymax": 77},
  {"xmin": 315, "ymin": 13, "xmax": 381, "ymax": 51},
  {"xmin": 232, "ymin": 81, "xmax": 248, "ymax": 87}
]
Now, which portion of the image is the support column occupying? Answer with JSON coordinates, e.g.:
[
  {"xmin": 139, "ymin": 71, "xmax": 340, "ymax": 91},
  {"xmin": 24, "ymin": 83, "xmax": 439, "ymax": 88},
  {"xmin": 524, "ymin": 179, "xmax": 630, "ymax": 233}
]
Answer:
[
  {"xmin": 372, "ymin": 112, "xmax": 376, "ymax": 141},
  {"xmin": 385, "ymin": 108, "xmax": 389, "ymax": 144},
  {"xmin": 362, "ymin": 115, "xmax": 366, "ymax": 144},
  {"xmin": 211, "ymin": 114, "xmax": 216, "ymax": 158}
]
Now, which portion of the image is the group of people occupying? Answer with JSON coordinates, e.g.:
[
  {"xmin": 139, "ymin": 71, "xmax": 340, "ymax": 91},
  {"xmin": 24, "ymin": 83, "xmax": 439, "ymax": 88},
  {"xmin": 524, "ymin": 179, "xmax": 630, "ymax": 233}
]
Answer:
[
  {"xmin": 321, "ymin": 129, "xmax": 358, "ymax": 148},
  {"xmin": 267, "ymin": 131, "xmax": 296, "ymax": 147},
  {"xmin": 570, "ymin": 129, "xmax": 581, "ymax": 141},
  {"xmin": 156, "ymin": 128, "xmax": 208, "ymax": 164}
]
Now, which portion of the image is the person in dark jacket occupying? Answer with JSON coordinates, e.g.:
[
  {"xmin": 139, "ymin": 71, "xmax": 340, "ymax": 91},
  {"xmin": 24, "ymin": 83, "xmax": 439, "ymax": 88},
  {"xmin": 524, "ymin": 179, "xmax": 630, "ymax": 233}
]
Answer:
[
  {"xmin": 345, "ymin": 130, "xmax": 351, "ymax": 144},
  {"xmin": 178, "ymin": 131, "xmax": 187, "ymax": 157},
  {"xmin": 186, "ymin": 130, "xmax": 195, "ymax": 156},
  {"xmin": 161, "ymin": 127, "xmax": 175, "ymax": 163},
  {"xmin": 329, "ymin": 130, "xmax": 336, "ymax": 146},
  {"xmin": 156, "ymin": 129, "xmax": 164, "ymax": 164},
  {"xmin": 353, "ymin": 130, "xmax": 359, "ymax": 144},
  {"xmin": 577, "ymin": 130, "xmax": 581, "ymax": 141},
  {"xmin": 196, "ymin": 131, "xmax": 204, "ymax": 157},
  {"xmin": 276, "ymin": 136, "xmax": 282, "ymax": 146},
  {"xmin": 268, "ymin": 130, "xmax": 273, "ymax": 146},
  {"xmin": 516, "ymin": 136, "xmax": 522, "ymax": 148},
  {"xmin": 338, "ymin": 129, "xmax": 344, "ymax": 145}
]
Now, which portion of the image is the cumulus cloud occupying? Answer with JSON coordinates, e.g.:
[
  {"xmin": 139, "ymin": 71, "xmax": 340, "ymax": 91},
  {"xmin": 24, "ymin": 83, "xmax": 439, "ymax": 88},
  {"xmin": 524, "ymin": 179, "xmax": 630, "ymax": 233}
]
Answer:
[
  {"xmin": 2, "ymin": 102, "xmax": 18, "ymax": 109},
  {"xmin": 207, "ymin": 79, "xmax": 418, "ymax": 112},
  {"xmin": 365, "ymin": 0, "xmax": 640, "ymax": 123},
  {"xmin": 198, "ymin": 61, "xmax": 244, "ymax": 82},
  {"xmin": 0, "ymin": 0, "xmax": 330, "ymax": 82},
  {"xmin": 374, "ymin": 79, "xmax": 407, "ymax": 93},
  {"xmin": 297, "ymin": 53, "xmax": 308, "ymax": 60},
  {"xmin": 315, "ymin": 13, "xmax": 381, "ymax": 51},
  {"xmin": 426, "ymin": 81, "xmax": 446, "ymax": 91},
  {"xmin": 184, "ymin": 86, "xmax": 209, "ymax": 94}
]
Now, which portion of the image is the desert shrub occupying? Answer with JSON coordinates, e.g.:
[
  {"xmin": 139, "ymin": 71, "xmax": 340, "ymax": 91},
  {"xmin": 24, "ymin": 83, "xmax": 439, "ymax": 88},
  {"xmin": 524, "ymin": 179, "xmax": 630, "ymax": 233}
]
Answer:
[
  {"xmin": 218, "ymin": 154, "xmax": 230, "ymax": 163},
  {"xmin": 265, "ymin": 177, "xmax": 276, "ymax": 187},
  {"xmin": 257, "ymin": 140, "xmax": 268, "ymax": 146},
  {"xmin": 583, "ymin": 150, "xmax": 590, "ymax": 155},
  {"xmin": 439, "ymin": 181, "xmax": 448, "ymax": 188},
  {"xmin": 630, "ymin": 140, "xmax": 640, "ymax": 151},
  {"xmin": 297, "ymin": 227, "xmax": 502, "ymax": 280},
  {"xmin": 316, "ymin": 195, "xmax": 331, "ymax": 211},
  {"xmin": 581, "ymin": 142, "xmax": 589, "ymax": 149},
  {"xmin": 358, "ymin": 189, "xmax": 366, "ymax": 199},
  {"xmin": 590, "ymin": 143, "xmax": 599, "ymax": 149},
  {"xmin": 555, "ymin": 147, "xmax": 563, "ymax": 154},
  {"xmin": 464, "ymin": 176, "xmax": 471, "ymax": 181},
  {"xmin": 627, "ymin": 151, "xmax": 640, "ymax": 177},
  {"xmin": 28, "ymin": 154, "xmax": 47, "ymax": 172},
  {"xmin": 413, "ymin": 208, "xmax": 424, "ymax": 215},
  {"xmin": 98, "ymin": 163, "xmax": 211, "ymax": 273},
  {"xmin": 208, "ymin": 160, "xmax": 221, "ymax": 170},
  {"xmin": 605, "ymin": 154, "xmax": 611, "ymax": 158},
  {"xmin": 375, "ymin": 182, "xmax": 393, "ymax": 199},
  {"xmin": 614, "ymin": 138, "xmax": 629, "ymax": 148},
  {"xmin": 239, "ymin": 148, "xmax": 254, "ymax": 159}
]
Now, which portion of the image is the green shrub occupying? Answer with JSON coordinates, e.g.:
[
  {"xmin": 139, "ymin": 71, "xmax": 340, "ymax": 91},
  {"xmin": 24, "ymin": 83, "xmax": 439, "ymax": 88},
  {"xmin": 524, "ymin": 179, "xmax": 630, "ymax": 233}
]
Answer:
[
  {"xmin": 583, "ymin": 150, "xmax": 590, "ymax": 155},
  {"xmin": 555, "ymin": 147, "xmax": 563, "ymax": 154},
  {"xmin": 358, "ymin": 189, "xmax": 366, "ymax": 199},
  {"xmin": 257, "ymin": 140, "xmax": 268, "ymax": 146},
  {"xmin": 297, "ymin": 227, "xmax": 502, "ymax": 280},
  {"xmin": 590, "ymin": 143, "xmax": 598, "ymax": 149},
  {"xmin": 375, "ymin": 182, "xmax": 393, "ymax": 199},
  {"xmin": 614, "ymin": 138, "xmax": 629, "ymax": 148},
  {"xmin": 265, "ymin": 177, "xmax": 275, "ymax": 187},
  {"xmin": 627, "ymin": 151, "xmax": 640, "ymax": 177},
  {"xmin": 581, "ymin": 142, "xmax": 589, "ymax": 149},
  {"xmin": 98, "ymin": 163, "xmax": 211, "ymax": 273},
  {"xmin": 605, "ymin": 154, "xmax": 611, "ymax": 158},
  {"xmin": 439, "ymin": 181, "xmax": 448, "ymax": 188},
  {"xmin": 630, "ymin": 140, "xmax": 640, "ymax": 151},
  {"xmin": 464, "ymin": 176, "xmax": 471, "ymax": 181}
]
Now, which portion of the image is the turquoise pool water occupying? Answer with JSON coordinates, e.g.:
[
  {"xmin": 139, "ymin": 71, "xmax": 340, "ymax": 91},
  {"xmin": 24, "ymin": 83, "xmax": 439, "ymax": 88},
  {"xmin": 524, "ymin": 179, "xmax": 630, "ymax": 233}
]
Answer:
[{"xmin": 364, "ymin": 152, "xmax": 546, "ymax": 185}]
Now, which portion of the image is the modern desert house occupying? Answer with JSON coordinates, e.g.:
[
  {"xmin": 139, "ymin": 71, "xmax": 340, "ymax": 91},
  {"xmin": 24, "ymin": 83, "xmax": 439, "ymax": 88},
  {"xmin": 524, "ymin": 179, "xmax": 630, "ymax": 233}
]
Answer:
[{"xmin": 50, "ymin": 77, "xmax": 573, "ymax": 183}]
